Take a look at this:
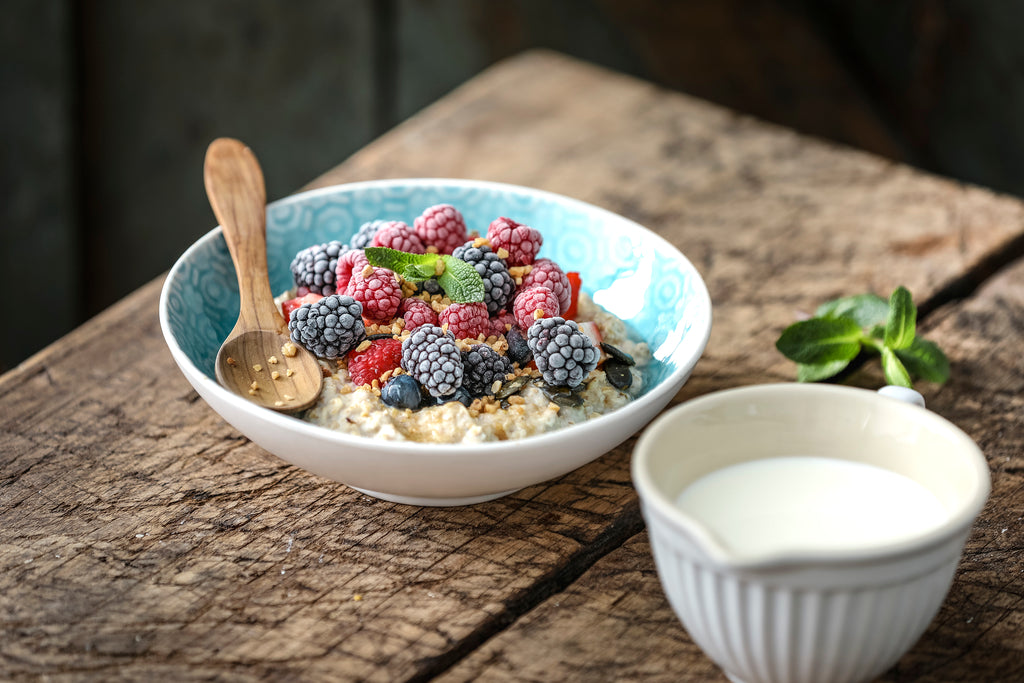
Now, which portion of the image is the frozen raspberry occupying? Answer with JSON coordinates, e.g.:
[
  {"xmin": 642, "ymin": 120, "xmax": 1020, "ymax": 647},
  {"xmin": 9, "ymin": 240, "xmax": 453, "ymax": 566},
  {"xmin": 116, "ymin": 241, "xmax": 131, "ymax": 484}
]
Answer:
[
  {"xmin": 346, "ymin": 337, "xmax": 404, "ymax": 386},
  {"xmin": 439, "ymin": 302, "xmax": 489, "ymax": 340},
  {"xmin": 371, "ymin": 220, "xmax": 425, "ymax": 254},
  {"xmin": 401, "ymin": 325, "xmax": 463, "ymax": 398},
  {"xmin": 513, "ymin": 285, "xmax": 560, "ymax": 331},
  {"xmin": 350, "ymin": 220, "xmax": 388, "ymax": 249},
  {"xmin": 452, "ymin": 241, "xmax": 514, "ymax": 315},
  {"xmin": 414, "ymin": 204, "xmax": 468, "ymax": 254},
  {"xmin": 461, "ymin": 344, "xmax": 513, "ymax": 396},
  {"xmin": 527, "ymin": 317, "xmax": 599, "ymax": 388},
  {"xmin": 488, "ymin": 310, "xmax": 517, "ymax": 337},
  {"xmin": 289, "ymin": 241, "xmax": 348, "ymax": 295},
  {"xmin": 521, "ymin": 258, "xmax": 571, "ymax": 313},
  {"xmin": 335, "ymin": 249, "xmax": 369, "ymax": 293},
  {"xmin": 288, "ymin": 294, "xmax": 366, "ymax": 359},
  {"xmin": 346, "ymin": 266, "xmax": 402, "ymax": 322},
  {"xmin": 399, "ymin": 297, "xmax": 438, "ymax": 331},
  {"xmin": 487, "ymin": 217, "xmax": 543, "ymax": 266}
]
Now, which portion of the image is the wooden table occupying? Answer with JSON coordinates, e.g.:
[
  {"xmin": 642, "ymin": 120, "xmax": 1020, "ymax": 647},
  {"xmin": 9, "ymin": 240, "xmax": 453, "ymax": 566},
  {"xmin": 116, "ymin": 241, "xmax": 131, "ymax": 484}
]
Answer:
[{"xmin": 2, "ymin": 50, "xmax": 1022, "ymax": 682}]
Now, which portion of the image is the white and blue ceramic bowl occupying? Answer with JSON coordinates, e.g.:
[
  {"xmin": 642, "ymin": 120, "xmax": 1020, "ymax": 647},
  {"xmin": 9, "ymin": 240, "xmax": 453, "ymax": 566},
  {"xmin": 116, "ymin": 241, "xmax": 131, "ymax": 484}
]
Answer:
[{"xmin": 159, "ymin": 179, "xmax": 712, "ymax": 505}]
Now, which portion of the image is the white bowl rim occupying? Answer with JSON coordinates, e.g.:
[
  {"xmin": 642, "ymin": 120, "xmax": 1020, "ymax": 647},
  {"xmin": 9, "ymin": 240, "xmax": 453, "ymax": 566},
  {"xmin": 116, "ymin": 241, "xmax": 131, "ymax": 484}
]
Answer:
[
  {"xmin": 632, "ymin": 383, "xmax": 991, "ymax": 569},
  {"xmin": 159, "ymin": 177, "xmax": 713, "ymax": 457}
]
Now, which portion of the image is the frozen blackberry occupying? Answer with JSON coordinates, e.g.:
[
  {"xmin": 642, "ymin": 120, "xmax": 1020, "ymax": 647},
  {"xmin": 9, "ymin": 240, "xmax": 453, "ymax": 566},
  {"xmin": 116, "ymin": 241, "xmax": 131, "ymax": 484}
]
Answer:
[
  {"xmin": 350, "ymin": 220, "xmax": 388, "ymax": 249},
  {"xmin": 288, "ymin": 294, "xmax": 366, "ymax": 359},
  {"xmin": 461, "ymin": 344, "xmax": 513, "ymax": 396},
  {"xmin": 452, "ymin": 242, "xmax": 514, "ymax": 315},
  {"xmin": 290, "ymin": 241, "xmax": 348, "ymax": 295},
  {"xmin": 401, "ymin": 324, "xmax": 464, "ymax": 398},
  {"xmin": 504, "ymin": 326, "xmax": 533, "ymax": 366},
  {"xmin": 381, "ymin": 374, "xmax": 424, "ymax": 410},
  {"xmin": 526, "ymin": 317, "xmax": 599, "ymax": 388},
  {"xmin": 414, "ymin": 278, "xmax": 443, "ymax": 296},
  {"xmin": 435, "ymin": 386, "xmax": 473, "ymax": 407}
]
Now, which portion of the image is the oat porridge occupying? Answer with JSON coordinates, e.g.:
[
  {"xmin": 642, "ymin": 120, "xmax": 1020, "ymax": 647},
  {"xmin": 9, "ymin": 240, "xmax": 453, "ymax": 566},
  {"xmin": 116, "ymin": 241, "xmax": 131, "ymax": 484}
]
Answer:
[{"xmin": 277, "ymin": 204, "xmax": 650, "ymax": 444}]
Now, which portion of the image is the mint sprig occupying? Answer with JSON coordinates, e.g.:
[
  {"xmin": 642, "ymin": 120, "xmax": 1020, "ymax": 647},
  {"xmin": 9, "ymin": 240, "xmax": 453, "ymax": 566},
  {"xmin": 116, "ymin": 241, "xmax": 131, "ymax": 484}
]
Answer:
[
  {"xmin": 775, "ymin": 286, "xmax": 950, "ymax": 387},
  {"xmin": 364, "ymin": 247, "xmax": 485, "ymax": 304}
]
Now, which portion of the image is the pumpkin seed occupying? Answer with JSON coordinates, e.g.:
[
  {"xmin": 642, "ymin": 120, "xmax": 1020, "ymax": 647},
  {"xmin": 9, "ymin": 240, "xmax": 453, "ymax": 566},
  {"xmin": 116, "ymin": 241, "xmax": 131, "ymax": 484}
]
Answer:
[
  {"xmin": 600, "ymin": 342, "xmax": 635, "ymax": 366},
  {"xmin": 494, "ymin": 375, "xmax": 531, "ymax": 400},
  {"xmin": 604, "ymin": 361, "xmax": 633, "ymax": 391}
]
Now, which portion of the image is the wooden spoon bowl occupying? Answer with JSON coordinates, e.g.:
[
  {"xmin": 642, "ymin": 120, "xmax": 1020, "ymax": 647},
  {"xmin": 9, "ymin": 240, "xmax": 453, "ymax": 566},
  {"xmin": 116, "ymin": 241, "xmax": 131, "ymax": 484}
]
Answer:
[{"xmin": 204, "ymin": 138, "xmax": 323, "ymax": 412}]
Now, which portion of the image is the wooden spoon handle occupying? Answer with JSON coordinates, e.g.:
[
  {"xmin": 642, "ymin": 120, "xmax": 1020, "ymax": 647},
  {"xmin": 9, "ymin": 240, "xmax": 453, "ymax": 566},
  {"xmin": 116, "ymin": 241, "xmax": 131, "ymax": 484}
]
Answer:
[{"xmin": 203, "ymin": 138, "xmax": 286, "ymax": 334}]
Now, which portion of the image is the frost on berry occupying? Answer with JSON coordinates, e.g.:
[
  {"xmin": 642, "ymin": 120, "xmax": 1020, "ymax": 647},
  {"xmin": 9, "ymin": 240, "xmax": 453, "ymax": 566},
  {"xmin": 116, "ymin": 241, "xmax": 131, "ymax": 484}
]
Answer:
[
  {"xmin": 401, "ymin": 324, "xmax": 464, "ymax": 398},
  {"xmin": 371, "ymin": 221, "xmax": 425, "ymax": 254},
  {"xmin": 452, "ymin": 242, "xmax": 514, "ymax": 315},
  {"xmin": 439, "ymin": 302, "xmax": 489, "ymax": 340},
  {"xmin": 335, "ymin": 250, "xmax": 370, "ymax": 293},
  {"xmin": 289, "ymin": 241, "xmax": 347, "ymax": 295},
  {"xmin": 414, "ymin": 204, "xmax": 468, "ymax": 254},
  {"xmin": 527, "ymin": 317, "xmax": 599, "ymax": 388},
  {"xmin": 488, "ymin": 310, "xmax": 517, "ymax": 337},
  {"xmin": 513, "ymin": 284, "xmax": 560, "ymax": 331},
  {"xmin": 486, "ymin": 217, "xmax": 543, "ymax": 266},
  {"xmin": 521, "ymin": 258, "xmax": 571, "ymax": 313},
  {"xmin": 399, "ymin": 297, "xmax": 438, "ymax": 331},
  {"xmin": 347, "ymin": 266, "xmax": 402, "ymax": 322}
]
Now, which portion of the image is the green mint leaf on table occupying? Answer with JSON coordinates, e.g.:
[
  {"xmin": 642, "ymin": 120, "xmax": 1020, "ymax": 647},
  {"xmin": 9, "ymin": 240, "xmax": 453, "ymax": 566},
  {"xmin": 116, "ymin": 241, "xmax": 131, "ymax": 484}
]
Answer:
[
  {"xmin": 776, "ymin": 286, "xmax": 949, "ymax": 387},
  {"xmin": 896, "ymin": 338, "xmax": 951, "ymax": 384},
  {"xmin": 884, "ymin": 286, "xmax": 917, "ymax": 350},
  {"xmin": 815, "ymin": 293, "xmax": 890, "ymax": 328},
  {"xmin": 775, "ymin": 317, "xmax": 863, "ymax": 365},
  {"xmin": 880, "ymin": 347, "xmax": 913, "ymax": 388},
  {"xmin": 363, "ymin": 247, "xmax": 484, "ymax": 304},
  {"xmin": 797, "ymin": 359, "xmax": 854, "ymax": 383}
]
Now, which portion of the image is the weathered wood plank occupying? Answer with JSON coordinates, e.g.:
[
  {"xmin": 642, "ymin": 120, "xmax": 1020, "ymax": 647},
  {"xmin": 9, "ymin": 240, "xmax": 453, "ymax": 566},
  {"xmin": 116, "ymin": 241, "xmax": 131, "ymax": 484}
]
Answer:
[
  {"xmin": 3, "ymin": 51, "xmax": 1024, "ymax": 681},
  {"xmin": 437, "ymin": 256, "xmax": 1024, "ymax": 683}
]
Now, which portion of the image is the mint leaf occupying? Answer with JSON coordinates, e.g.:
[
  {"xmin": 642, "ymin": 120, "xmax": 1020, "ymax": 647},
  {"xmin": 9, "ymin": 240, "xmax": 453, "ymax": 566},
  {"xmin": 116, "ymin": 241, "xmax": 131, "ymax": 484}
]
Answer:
[
  {"xmin": 364, "ymin": 247, "xmax": 436, "ymax": 281},
  {"xmin": 401, "ymin": 263, "xmax": 437, "ymax": 281},
  {"xmin": 884, "ymin": 286, "xmax": 917, "ymax": 350},
  {"xmin": 880, "ymin": 346, "xmax": 912, "ymax": 387},
  {"xmin": 775, "ymin": 317, "xmax": 864, "ymax": 365},
  {"xmin": 364, "ymin": 247, "xmax": 484, "ymax": 304},
  {"xmin": 797, "ymin": 359, "xmax": 853, "ymax": 383},
  {"xmin": 896, "ymin": 337, "xmax": 950, "ymax": 383},
  {"xmin": 815, "ymin": 293, "xmax": 889, "ymax": 328},
  {"xmin": 437, "ymin": 255, "xmax": 484, "ymax": 304}
]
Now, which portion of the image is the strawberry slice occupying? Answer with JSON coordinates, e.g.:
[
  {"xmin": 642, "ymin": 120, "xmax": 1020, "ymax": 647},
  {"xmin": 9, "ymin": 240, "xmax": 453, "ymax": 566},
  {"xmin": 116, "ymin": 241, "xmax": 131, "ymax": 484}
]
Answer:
[
  {"xmin": 282, "ymin": 292, "xmax": 323, "ymax": 320},
  {"xmin": 578, "ymin": 321, "xmax": 607, "ymax": 364},
  {"xmin": 347, "ymin": 337, "xmax": 403, "ymax": 386},
  {"xmin": 564, "ymin": 271, "xmax": 582, "ymax": 319}
]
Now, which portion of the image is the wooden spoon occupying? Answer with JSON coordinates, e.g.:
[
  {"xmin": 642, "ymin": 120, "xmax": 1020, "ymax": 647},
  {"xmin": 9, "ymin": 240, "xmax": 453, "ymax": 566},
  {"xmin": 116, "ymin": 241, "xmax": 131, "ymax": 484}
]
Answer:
[{"xmin": 204, "ymin": 137, "xmax": 323, "ymax": 412}]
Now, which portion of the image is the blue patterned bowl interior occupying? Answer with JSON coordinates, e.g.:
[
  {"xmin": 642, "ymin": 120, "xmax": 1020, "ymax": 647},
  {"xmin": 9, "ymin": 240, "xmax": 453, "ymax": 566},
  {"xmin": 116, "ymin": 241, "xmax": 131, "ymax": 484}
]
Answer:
[{"xmin": 163, "ymin": 179, "xmax": 710, "ymax": 393}]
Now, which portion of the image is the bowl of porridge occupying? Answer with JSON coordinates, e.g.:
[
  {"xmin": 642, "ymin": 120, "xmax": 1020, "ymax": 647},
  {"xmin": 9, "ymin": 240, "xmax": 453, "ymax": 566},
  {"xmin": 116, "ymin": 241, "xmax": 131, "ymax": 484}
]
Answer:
[{"xmin": 160, "ymin": 178, "xmax": 712, "ymax": 505}]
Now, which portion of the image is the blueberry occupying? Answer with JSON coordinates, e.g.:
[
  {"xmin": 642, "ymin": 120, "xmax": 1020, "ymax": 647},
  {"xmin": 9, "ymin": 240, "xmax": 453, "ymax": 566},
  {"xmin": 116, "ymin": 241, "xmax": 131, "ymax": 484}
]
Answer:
[
  {"xmin": 435, "ymin": 386, "xmax": 473, "ymax": 408},
  {"xmin": 381, "ymin": 374, "xmax": 423, "ymax": 410}
]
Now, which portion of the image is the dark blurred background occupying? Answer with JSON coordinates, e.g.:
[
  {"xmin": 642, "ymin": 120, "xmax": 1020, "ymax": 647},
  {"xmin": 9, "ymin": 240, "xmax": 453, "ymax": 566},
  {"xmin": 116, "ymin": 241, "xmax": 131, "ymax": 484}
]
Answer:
[{"xmin": 3, "ymin": 0, "xmax": 1022, "ymax": 371}]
